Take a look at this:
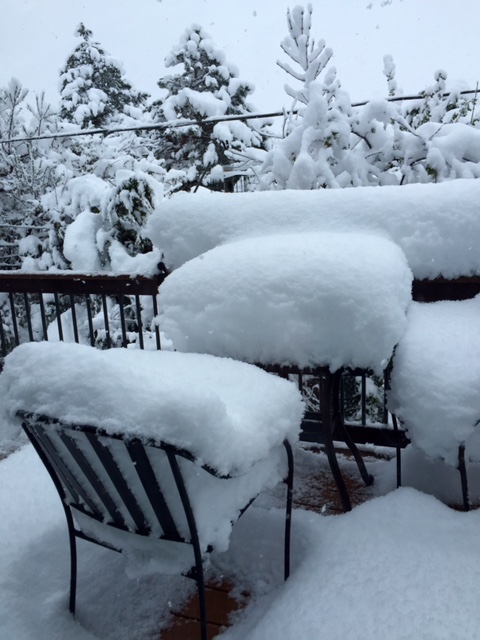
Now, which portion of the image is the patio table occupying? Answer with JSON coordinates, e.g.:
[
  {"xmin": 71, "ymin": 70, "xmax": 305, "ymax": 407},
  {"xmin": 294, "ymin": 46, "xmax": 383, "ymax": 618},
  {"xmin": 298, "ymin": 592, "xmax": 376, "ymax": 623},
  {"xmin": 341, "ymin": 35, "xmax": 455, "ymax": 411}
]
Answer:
[{"xmin": 158, "ymin": 230, "xmax": 413, "ymax": 511}]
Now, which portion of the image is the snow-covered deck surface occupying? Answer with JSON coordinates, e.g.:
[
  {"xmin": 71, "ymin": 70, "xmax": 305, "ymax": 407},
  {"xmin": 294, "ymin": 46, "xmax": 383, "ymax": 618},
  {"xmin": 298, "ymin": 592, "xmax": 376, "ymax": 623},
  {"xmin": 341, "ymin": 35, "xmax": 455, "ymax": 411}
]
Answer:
[{"xmin": 2, "ymin": 442, "xmax": 480, "ymax": 640}]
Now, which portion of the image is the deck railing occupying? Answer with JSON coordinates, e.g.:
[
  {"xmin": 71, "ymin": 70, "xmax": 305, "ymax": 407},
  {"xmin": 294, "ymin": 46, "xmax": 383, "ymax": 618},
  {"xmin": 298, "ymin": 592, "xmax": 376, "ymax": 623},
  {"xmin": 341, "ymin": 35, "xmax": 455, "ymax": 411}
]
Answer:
[
  {"xmin": 0, "ymin": 273, "xmax": 166, "ymax": 359},
  {"xmin": 1, "ymin": 271, "xmax": 479, "ymax": 450}
]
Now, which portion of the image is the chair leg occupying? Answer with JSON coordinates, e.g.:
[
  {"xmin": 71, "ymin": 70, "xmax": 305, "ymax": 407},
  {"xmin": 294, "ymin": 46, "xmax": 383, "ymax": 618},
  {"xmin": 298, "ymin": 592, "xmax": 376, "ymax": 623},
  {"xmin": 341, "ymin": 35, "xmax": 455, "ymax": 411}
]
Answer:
[
  {"xmin": 64, "ymin": 507, "xmax": 78, "ymax": 615},
  {"xmin": 334, "ymin": 417, "xmax": 374, "ymax": 487},
  {"xmin": 194, "ymin": 563, "xmax": 208, "ymax": 640},
  {"xmin": 167, "ymin": 451, "xmax": 208, "ymax": 640},
  {"xmin": 283, "ymin": 440, "xmax": 294, "ymax": 580},
  {"xmin": 458, "ymin": 444, "xmax": 470, "ymax": 512}
]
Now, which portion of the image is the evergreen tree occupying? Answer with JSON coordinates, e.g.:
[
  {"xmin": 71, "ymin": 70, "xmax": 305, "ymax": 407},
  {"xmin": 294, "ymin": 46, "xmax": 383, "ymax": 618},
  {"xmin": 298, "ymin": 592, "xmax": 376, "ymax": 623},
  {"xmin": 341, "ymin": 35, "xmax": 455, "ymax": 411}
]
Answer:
[
  {"xmin": 101, "ymin": 171, "xmax": 156, "ymax": 261},
  {"xmin": 59, "ymin": 23, "xmax": 148, "ymax": 129},
  {"xmin": 261, "ymin": 4, "xmax": 367, "ymax": 189},
  {"xmin": 152, "ymin": 24, "xmax": 268, "ymax": 192},
  {"xmin": 0, "ymin": 79, "xmax": 62, "ymax": 269},
  {"xmin": 369, "ymin": 62, "xmax": 480, "ymax": 184}
]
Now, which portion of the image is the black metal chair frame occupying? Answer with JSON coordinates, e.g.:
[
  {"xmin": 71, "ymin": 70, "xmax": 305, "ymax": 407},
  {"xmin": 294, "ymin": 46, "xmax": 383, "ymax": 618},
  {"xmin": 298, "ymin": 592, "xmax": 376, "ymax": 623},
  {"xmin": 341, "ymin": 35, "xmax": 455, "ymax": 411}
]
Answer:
[{"xmin": 19, "ymin": 411, "xmax": 294, "ymax": 640}]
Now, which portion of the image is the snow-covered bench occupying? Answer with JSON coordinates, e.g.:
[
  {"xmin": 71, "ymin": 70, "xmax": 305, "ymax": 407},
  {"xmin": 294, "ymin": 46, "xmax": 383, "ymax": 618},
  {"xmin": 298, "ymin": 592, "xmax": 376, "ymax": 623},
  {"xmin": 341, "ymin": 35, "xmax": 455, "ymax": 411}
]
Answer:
[
  {"xmin": 389, "ymin": 296, "xmax": 480, "ymax": 510},
  {"xmin": 1, "ymin": 342, "xmax": 303, "ymax": 639}
]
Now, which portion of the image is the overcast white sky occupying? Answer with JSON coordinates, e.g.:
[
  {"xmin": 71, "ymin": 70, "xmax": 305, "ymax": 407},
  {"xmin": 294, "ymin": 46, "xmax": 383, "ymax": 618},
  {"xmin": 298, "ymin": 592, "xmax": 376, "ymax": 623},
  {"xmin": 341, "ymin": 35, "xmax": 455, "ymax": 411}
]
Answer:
[{"xmin": 1, "ymin": 0, "xmax": 479, "ymax": 112}]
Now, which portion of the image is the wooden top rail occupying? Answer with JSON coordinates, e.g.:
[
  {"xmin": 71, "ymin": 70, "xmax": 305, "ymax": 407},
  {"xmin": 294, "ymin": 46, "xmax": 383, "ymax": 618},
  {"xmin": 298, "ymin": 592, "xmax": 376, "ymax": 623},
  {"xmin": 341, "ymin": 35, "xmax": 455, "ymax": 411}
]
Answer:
[
  {"xmin": 0, "ymin": 272, "xmax": 479, "ymax": 300},
  {"xmin": 0, "ymin": 272, "xmax": 166, "ymax": 296},
  {"xmin": 412, "ymin": 276, "xmax": 480, "ymax": 302}
]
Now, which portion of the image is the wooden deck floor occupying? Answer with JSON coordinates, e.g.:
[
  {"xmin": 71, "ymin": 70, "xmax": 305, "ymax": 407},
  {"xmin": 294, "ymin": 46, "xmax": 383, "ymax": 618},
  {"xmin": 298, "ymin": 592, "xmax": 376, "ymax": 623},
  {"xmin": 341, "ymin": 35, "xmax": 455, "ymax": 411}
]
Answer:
[{"xmin": 160, "ymin": 446, "xmax": 378, "ymax": 639}]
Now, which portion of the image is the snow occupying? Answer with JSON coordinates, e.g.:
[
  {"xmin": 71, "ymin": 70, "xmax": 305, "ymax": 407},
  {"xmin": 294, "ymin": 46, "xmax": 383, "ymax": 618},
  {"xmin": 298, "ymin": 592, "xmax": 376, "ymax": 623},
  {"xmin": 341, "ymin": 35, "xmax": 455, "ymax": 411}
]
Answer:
[
  {"xmin": 220, "ymin": 488, "xmax": 480, "ymax": 640},
  {"xmin": 158, "ymin": 231, "xmax": 412, "ymax": 373},
  {"xmin": 0, "ymin": 340, "xmax": 304, "ymax": 574},
  {"xmin": 161, "ymin": 87, "xmax": 229, "ymax": 121},
  {"xmin": 146, "ymin": 178, "xmax": 480, "ymax": 279},
  {"xmin": 0, "ymin": 341, "xmax": 304, "ymax": 476},
  {"xmin": 64, "ymin": 210, "xmax": 102, "ymax": 272},
  {"xmin": 3, "ymin": 442, "xmax": 480, "ymax": 639},
  {"xmin": 389, "ymin": 296, "xmax": 480, "ymax": 466}
]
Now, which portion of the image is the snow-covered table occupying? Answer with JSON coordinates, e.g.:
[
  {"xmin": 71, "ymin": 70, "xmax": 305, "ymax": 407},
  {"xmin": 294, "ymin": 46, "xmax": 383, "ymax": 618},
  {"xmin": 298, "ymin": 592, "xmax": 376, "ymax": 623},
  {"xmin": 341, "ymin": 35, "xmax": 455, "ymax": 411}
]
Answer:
[{"xmin": 158, "ymin": 231, "xmax": 413, "ymax": 510}]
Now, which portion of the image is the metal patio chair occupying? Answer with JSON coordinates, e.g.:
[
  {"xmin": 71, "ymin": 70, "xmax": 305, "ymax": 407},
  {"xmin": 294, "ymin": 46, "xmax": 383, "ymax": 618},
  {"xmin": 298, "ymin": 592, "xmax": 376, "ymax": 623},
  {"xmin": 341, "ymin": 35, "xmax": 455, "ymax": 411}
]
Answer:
[{"xmin": 19, "ymin": 411, "xmax": 294, "ymax": 640}]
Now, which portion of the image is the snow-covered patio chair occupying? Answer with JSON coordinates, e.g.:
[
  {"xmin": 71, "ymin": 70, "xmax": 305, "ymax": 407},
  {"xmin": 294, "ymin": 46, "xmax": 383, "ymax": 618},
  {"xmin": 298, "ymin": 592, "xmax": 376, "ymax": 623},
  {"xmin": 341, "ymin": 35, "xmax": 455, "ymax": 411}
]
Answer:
[
  {"xmin": 1, "ymin": 341, "xmax": 303, "ymax": 640},
  {"xmin": 157, "ymin": 231, "xmax": 413, "ymax": 511},
  {"xmin": 389, "ymin": 296, "xmax": 480, "ymax": 510}
]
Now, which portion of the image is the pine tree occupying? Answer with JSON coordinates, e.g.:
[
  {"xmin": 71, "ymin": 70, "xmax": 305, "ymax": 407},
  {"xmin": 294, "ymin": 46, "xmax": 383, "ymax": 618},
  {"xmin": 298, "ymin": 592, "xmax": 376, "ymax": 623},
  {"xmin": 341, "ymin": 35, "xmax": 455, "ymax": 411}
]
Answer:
[
  {"xmin": 0, "ymin": 79, "xmax": 62, "ymax": 269},
  {"xmin": 59, "ymin": 23, "xmax": 148, "ymax": 130},
  {"xmin": 261, "ymin": 4, "xmax": 363, "ymax": 189},
  {"xmin": 152, "ymin": 24, "xmax": 267, "ymax": 191},
  {"xmin": 101, "ymin": 171, "xmax": 156, "ymax": 260}
]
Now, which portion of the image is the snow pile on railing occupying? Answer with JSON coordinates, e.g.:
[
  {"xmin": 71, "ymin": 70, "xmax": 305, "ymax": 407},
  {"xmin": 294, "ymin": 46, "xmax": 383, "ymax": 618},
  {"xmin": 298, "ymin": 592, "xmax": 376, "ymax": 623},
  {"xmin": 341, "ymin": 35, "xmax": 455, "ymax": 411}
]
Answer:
[{"xmin": 146, "ymin": 179, "xmax": 480, "ymax": 279}]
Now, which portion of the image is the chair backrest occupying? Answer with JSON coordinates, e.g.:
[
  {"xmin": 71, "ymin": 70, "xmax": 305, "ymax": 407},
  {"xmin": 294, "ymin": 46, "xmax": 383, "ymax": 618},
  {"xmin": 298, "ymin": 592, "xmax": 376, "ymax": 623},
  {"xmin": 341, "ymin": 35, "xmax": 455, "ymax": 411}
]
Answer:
[{"xmin": 18, "ymin": 411, "xmax": 219, "ymax": 549}]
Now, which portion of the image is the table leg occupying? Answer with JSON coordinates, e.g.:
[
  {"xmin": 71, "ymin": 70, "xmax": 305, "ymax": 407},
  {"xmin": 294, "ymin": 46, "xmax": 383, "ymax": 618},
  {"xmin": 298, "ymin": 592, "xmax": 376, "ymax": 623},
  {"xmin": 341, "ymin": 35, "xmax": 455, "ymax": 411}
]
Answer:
[
  {"xmin": 332, "ymin": 373, "xmax": 374, "ymax": 487},
  {"xmin": 320, "ymin": 372, "xmax": 352, "ymax": 512}
]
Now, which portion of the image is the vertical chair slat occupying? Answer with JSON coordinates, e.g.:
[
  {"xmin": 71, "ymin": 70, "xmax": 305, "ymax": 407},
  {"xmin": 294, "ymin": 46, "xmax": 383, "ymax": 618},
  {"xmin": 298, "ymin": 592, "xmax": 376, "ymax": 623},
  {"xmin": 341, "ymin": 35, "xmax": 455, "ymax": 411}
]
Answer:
[
  {"xmin": 28, "ymin": 423, "xmax": 104, "ymax": 518},
  {"xmin": 126, "ymin": 440, "xmax": 183, "ymax": 541},
  {"xmin": 59, "ymin": 431, "xmax": 127, "ymax": 528},
  {"xmin": 84, "ymin": 432, "xmax": 151, "ymax": 534}
]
